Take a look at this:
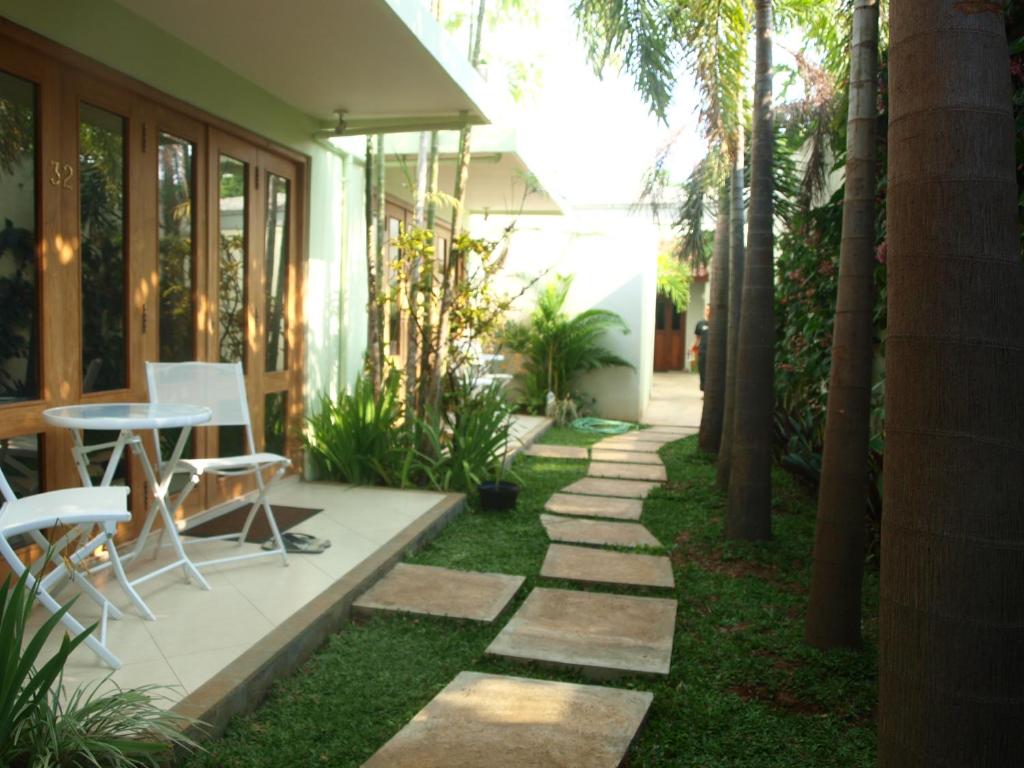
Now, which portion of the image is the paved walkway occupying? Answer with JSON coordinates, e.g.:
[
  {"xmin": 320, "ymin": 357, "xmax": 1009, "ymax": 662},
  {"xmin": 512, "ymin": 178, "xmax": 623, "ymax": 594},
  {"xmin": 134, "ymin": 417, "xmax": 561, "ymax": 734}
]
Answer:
[
  {"xmin": 364, "ymin": 427, "xmax": 678, "ymax": 765},
  {"xmin": 642, "ymin": 371, "xmax": 703, "ymax": 427}
]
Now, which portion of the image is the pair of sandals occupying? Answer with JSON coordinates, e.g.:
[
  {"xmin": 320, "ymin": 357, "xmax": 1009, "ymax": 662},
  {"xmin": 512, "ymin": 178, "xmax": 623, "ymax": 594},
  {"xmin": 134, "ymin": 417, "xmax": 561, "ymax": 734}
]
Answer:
[{"xmin": 261, "ymin": 531, "xmax": 331, "ymax": 554}]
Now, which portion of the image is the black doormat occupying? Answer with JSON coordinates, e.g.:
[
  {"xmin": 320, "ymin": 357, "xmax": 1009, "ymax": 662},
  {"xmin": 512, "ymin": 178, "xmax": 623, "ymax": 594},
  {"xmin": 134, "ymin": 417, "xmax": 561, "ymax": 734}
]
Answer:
[{"xmin": 185, "ymin": 505, "xmax": 323, "ymax": 543}]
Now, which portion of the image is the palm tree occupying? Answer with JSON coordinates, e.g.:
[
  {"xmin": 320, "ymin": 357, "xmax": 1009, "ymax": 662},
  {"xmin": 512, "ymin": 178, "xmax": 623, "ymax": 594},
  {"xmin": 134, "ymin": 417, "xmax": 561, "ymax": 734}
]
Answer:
[
  {"xmin": 698, "ymin": 182, "xmax": 730, "ymax": 453},
  {"xmin": 716, "ymin": 124, "xmax": 746, "ymax": 487},
  {"xmin": 725, "ymin": 0, "xmax": 774, "ymax": 541},
  {"xmin": 804, "ymin": 0, "xmax": 879, "ymax": 650},
  {"xmin": 879, "ymin": 3, "xmax": 1024, "ymax": 765}
]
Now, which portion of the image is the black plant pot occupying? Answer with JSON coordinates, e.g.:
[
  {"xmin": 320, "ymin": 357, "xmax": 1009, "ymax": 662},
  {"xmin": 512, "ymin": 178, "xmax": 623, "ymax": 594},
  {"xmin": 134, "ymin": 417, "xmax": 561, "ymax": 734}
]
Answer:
[{"xmin": 478, "ymin": 480, "xmax": 520, "ymax": 512}]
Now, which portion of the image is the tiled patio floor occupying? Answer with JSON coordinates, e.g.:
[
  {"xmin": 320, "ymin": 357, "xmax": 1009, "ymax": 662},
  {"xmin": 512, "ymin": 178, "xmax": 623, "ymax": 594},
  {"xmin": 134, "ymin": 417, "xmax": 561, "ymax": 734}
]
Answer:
[{"xmin": 26, "ymin": 480, "xmax": 452, "ymax": 708}]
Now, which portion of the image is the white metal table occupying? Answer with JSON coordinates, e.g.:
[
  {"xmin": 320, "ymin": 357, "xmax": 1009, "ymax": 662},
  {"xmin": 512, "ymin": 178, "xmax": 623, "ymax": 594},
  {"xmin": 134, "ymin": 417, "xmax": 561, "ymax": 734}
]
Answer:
[{"xmin": 42, "ymin": 402, "xmax": 213, "ymax": 619}]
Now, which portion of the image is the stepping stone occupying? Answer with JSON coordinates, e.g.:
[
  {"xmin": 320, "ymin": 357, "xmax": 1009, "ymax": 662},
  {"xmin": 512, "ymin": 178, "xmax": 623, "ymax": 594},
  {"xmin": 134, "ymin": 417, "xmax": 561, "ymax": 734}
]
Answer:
[
  {"xmin": 562, "ymin": 476, "xmax": 660, "ymax": 499},
  {"xmin": 363, "ymin": 671, "xmax": 654, "ymax": 768},
  {"xmin": 643, "ymin": 426, "xmax": 697, "ymax": 436},
  {"xmin": 606, "ymin": 432, "xmax": 674, "ymax": 444},
  {"xmin": 524, "ymin": 444, "xmax": 588, "ymax": 460},
  {"xmin": 540, "ymin": 514, "xmax": 660, "ymax": 548},
  {"xmin": 590, "ymin": 449, "xmax": 664, "ymax": 466},
  {"xmin": 545, "ymin": 493, "xmax": 643, "ymax": 521},
  {"xmin": 541, "ymin": 544, "xmax": 674, "ymax": 589},
  {"xmin": 592, "ymin": 439, "xmax": 663, "ymax": 454},
  {"xmin": 353, "ymin": 563, "xmax": 524, "ymax": 623},
  {"xmin": 486, "ymin": 587, "xmax": 677, "ymax": 678},
  {"xmin": 589, "ymin": 461, "xmax": 667, "ymax": 483}
]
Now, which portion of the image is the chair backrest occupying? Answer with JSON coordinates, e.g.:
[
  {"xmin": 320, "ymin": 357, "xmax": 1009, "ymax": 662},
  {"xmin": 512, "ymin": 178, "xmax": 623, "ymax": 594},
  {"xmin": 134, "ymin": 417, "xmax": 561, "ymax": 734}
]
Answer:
[{"xmin": 146, "ymin": 362, "xmax": 252, "ymax": 428}]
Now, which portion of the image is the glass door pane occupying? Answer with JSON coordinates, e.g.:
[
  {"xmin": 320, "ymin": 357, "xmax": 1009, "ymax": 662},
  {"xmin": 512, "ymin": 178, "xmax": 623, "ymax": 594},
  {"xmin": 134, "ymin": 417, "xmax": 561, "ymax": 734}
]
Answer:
[
  {"xmin": 263, "ymin": 173, "xmax": 289, "ymax": 372},
  {"xmin": 158, "ymin": 132, "xmax": 195, "ymax": 362},
  {"xmin": 218, "ymin": 155, "xmax": 247, "ymax": 366},
  {"xmin": 0, "ymin": 70, "xmax": 39, "ymax": 403},
  {"xmin": 79, "ymin": 103, "xmax": 127, "ymax": 393}
]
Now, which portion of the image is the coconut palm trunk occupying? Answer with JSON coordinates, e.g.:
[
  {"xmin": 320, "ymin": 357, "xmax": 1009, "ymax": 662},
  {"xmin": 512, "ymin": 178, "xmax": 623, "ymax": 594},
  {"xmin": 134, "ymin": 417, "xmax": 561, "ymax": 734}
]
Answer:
[
  {"xmin": 717, "ymin": 127, "xmax": 747, "ymax": 488},
  {"xmin": 365, "ymin": 135, "xmax": 383, "ymax": 392},
  {"xmin": 879, "ymin": 3, "xmax": 1024, "ymax": 765},
  {"xmin": 725, "ymin": 0, "xmax": 774, "ymax": 541},
  {"xmin": 698, "ymin": 183, "xmax": 731, "ymax": 453},
  {"xmin": 804, "ymin": 0, "xmax": 879, "ymax": 650}
]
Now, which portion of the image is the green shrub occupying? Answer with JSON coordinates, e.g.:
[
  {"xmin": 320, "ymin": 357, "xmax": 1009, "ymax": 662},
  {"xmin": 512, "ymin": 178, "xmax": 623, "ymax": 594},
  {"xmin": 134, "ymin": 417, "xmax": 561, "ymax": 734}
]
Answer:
[
  {"xmin": 503, "ymin": 275, "xmax": 633, "ymax": 414},
  {"xmin": 0, "ymin": 560, "xmax": 196, "ymax": 767},
  {"xmin": 303, "ymin": 370, "xmax": 413, "ymax": 487}
]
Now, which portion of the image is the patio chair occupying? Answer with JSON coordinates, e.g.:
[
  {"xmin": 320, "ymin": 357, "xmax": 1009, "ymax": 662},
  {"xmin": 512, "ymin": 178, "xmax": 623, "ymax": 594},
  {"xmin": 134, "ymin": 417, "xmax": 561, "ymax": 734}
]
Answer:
[
  {"xmin": 145, "ymin": 362, "xmax": 289, "ymax": 569},
  {"xmin": 0, "ymin": 466, "xmax": 131, "ymax": 669}
]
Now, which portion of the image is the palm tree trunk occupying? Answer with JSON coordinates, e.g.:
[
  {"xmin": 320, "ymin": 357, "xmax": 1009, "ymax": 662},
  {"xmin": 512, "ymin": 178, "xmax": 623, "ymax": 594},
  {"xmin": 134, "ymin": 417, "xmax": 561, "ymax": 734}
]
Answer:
[
  {"xmin": 365, "ymin": 135, "xmax": 382, "ymax": 392},
  {"xmin": 698, "ymin": 183, "xmax": 730, "ymax": 453},
  {"xmin": 804, "ymin": 0, "xmax": 879, "ymax": 651},
  {"xmin": 717, "ymin": 125, "xmax": 746, "ymax": 488},
  {"xmin": 879, "ymin": 3, "xmax": 1024, "ymax": 765},
  {"xmin": 726, "ymin": 0, "xmax": 774, "ymax": 541}
]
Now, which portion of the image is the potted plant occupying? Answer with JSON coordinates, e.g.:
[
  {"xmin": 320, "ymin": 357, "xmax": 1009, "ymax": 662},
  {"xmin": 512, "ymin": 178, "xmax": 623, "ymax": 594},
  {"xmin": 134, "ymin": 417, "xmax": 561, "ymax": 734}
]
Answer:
[{"xmin": 477, "ymin": 392, "xmax": 521, "ymax": 511}]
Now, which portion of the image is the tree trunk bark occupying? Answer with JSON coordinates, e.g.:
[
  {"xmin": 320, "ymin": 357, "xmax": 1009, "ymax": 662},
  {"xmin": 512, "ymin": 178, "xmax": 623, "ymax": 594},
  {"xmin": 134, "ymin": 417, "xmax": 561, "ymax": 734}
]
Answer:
[
  {"xmin": 375, "ymin": 133, "xmax": 387, "ymax": 380},
  {"xmin": 805, "ymin": 0, "xmax": 879, "ymax": 651},
  {"xmin": 365, "ymin": 135, "xmax": 382, "ymax": 393},
  {"xmin": 726, "ymin": 0, "xmax": 774, "ymax": 541},
  {"xmin": 717, "ymin": 124, "xmax": 746, "ymax": 488},
  {"xmin": 879, "ymin": 3, "xmax": 1024, "ymax": 765},
  {"xmin": 698, "ymin": 183, "xmax": 731, "ymax": 453}
]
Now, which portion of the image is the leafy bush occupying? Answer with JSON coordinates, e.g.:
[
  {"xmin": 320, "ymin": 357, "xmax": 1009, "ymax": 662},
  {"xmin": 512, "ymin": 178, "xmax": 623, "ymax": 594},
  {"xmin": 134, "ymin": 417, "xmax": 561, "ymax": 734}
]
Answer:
[
  {"xmin": 303, "ymin": 371, "xmax": 413, "ymax": 487},
  {"xmin": 503, "ymin": 275, "xmax": 633, "ymax": 414},
  {"xmin": 413, "ymin": 381, "xmax": 516, "ymax": 492},
  {"xmin": 0, "ymin": 561, "xmax": 196, "ymax": 767},
  {"xmin": 304, "ymin": 373, "xmax": 515, "ymax": 494}
]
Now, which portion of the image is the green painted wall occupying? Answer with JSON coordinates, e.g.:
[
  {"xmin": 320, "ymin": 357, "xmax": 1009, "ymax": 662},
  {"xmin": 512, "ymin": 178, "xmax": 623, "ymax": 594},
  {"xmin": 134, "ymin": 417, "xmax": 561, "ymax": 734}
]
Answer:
[{"xmin": 0, "ymin": 0, "xmax": 364, "ymax": 416}]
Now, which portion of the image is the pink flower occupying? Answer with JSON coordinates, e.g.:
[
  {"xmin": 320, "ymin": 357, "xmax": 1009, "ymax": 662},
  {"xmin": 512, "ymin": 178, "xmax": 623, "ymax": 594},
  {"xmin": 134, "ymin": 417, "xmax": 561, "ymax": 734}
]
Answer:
[{"xmin": 875, "ymin": 241, "xmax": 887, "ymax": 264}]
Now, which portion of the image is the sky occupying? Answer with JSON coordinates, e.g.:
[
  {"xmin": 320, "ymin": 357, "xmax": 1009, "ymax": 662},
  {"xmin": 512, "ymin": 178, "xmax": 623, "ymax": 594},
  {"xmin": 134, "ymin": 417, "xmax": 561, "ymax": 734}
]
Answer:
[{"xmin": 455, "ymin": 1, "xmax": 813, "ymax": 209}]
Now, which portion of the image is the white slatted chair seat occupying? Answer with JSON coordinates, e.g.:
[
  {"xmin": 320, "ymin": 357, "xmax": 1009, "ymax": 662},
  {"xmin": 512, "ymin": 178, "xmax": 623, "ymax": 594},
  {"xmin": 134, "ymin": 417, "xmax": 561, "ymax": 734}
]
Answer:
[
  {"xmin": 146, "ymin": 361, "xmax": 289, "ymax": 571},
  {"xmin": 177, "ymin": 453, "xmax": 290, "ymax": 476},
  {"xmin": 0, "ymin": 487, "xmax": 130, "ymax": 537},
  {"xmin": 0, "ymin": 471, "xmax": 130, "ymax": 669}
]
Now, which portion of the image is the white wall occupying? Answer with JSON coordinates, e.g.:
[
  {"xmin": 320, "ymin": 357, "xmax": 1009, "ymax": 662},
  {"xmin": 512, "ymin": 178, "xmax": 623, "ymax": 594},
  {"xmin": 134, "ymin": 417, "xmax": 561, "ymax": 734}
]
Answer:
[{"xmin": 470, "ymin": 206, "xmax": 660, "ymax": 422}]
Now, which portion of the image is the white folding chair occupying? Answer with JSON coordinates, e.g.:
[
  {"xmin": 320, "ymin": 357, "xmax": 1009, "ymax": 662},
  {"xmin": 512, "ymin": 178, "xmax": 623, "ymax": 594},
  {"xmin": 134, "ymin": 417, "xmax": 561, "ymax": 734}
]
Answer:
[
  {"xmin": 145, "ymin": 362, "xmax": 289, "ymax": 570},
  {"xmin": 0, "ymin": 467, "xmax": 130, "ymax": 669}
]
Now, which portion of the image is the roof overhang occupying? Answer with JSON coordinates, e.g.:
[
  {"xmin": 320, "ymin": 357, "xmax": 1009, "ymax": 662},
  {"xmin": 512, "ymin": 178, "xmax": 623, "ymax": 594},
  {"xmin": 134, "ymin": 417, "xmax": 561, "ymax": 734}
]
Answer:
[
  {"xmin": 112, "ymin": 0, "xmax": 494, "ymax": 128},
  {"xmin": 381, "ymin": 126, "xmax": 565, "ymax": 215}
]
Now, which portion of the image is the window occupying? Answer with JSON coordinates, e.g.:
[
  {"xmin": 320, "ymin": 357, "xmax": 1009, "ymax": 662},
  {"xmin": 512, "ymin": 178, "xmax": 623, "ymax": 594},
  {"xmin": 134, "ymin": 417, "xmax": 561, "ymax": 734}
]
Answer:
[
  {"xmin": 264, "ymin": 173, "xmax": 289, "ymax": 372},
  {"xmin": 158, "ymin": 132, "xmax": 196, "ymax": 363},
  {"xmin": 218, "ymin": 155, "xmax": 247, "ymax": 365}
]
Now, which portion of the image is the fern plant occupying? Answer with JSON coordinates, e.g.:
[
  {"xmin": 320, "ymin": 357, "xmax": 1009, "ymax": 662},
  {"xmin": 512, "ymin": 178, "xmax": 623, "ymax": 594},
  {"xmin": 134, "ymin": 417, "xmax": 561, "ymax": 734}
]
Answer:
[{"xmin": 503, "ymin": 275, "xmax": 633, "ymax": 414}]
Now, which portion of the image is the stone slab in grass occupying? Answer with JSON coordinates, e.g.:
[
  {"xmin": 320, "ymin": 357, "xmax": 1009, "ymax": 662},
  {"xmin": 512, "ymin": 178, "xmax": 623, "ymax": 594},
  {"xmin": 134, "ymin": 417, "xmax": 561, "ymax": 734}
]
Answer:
[
  {"xmin": 353, "ymin": 563, "xmax": 524, "ymax": 623},
  {"xmin": 590, "ymin": 449, "xmax": 664, "ymax": 466},
  {"xmin": 591, "ymin": 439, "xmax": 664, "ymax": 454},
  {"xmin": 540, "ymin": 514, "xmax": 660, "ymax": 548},
  {"xmin": 562, "ymin": 476, "xmax": 660, "ymax": 499},
  {"xmin": 363, "ymin": 671, "xmax": 654, "ymax": 768},
  {"xmin": 486, "ymin": 587, "xmax": 677, "ymax": 678},
  {"xmin": 544, "ymin": 493, "xmax": 644, "ymax": 521},
  {"xmin": 605, "ymin": 432, "xmax": 674, "ymax": 444},
  {"xmin": 588, "ymin": 461, "xmax": 667, "ymax": 483},
  {"xmin": 541, "ymin": 544, "xmax": 674, "ymax": 589},
  {"xmin": 642, "ymin": 426, "xmax": 697, "ymax": 436},
  {"xmin": 523, "ymin": 444, "xmax": 589, "ymax": 460}
]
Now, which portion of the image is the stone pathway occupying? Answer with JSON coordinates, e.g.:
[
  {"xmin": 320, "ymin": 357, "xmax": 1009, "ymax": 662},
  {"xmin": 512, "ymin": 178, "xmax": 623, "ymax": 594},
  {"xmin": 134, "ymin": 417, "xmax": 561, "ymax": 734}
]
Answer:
[
  {"xmin": 363, "ymin": 672, "xmax": 653, "ymax": 768},
  {"xmin": 544, "ymin": 492, "xmax": 644, "ymax": 521},
  {"xmin": 486, "ymin": 587, "xmax": 677, "ymax": 678},
  {"xmin": 541, "ymin": 544, "xmax": 674, "ymax": 589},
  {"xmin": 353, "ymin": 563, "xmax": 524, "ymax": 623},
  {"xmin": 523, "ymin": 444, "xmax": 589, "ymax": 460},
  {"xmin": 364, "ymin": 427, "xmax": 687, "ymax": 765},
  {"xmin": 540, "ymin": 513, "xmax": 661, "ymax": 548},
  {"xmin": 590, "ymin": 448, "xmax": 664, "ymax": 465},
  {"xmin": 562, "ymin": 476, "xmax": 660, "ymax": 499},
  {"xmin": 588, "ymin": 461, "xmax": 667, "ymax": 482}
]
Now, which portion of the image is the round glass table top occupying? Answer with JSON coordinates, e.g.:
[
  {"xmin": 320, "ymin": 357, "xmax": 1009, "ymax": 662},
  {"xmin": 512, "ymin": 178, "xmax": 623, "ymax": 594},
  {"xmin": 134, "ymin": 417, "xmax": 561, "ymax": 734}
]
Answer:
[{"xmin": 42, "ymin": 403, "xmax": 213, "ymax": 431}]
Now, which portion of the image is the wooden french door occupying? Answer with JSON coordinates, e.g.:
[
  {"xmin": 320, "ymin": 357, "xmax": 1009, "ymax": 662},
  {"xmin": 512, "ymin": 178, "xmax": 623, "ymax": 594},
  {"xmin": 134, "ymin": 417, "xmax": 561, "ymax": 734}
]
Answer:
[
  {"xmin": 0, "ymin": 25, "xmax": 306, "ymax": 544},
  {"xmin": 653, "ymin": 294, "xmax": 686, "ymax": 372}
]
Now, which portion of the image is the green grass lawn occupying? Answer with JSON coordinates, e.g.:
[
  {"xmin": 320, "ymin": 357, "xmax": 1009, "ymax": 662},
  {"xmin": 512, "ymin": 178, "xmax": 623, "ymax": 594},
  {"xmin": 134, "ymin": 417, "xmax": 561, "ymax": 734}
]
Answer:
[{"xmin": 182, "ymin": 434, "xmax": 877, "ymax": 768}]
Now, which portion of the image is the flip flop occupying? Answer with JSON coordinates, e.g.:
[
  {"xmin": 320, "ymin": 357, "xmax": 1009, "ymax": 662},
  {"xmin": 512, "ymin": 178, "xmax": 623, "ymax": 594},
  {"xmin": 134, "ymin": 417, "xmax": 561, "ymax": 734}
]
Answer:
[{"xmin": 262, "ymin": 531, "xmax": 331, "ymax": 554}]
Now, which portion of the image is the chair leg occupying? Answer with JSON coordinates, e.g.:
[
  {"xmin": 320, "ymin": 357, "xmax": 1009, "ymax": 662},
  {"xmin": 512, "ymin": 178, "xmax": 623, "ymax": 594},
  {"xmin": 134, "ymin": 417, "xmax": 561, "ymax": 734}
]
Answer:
[
  {"xmin": 0, "ymin": 538, "xmax": 122, "ymax": 670},
  {"xmin": 236, "ymin": 499, "xmax": 262, "ymax": 547},
  {"xmin": 105, "ymin": 536, "xmax": 157, "ymax": 621}
]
